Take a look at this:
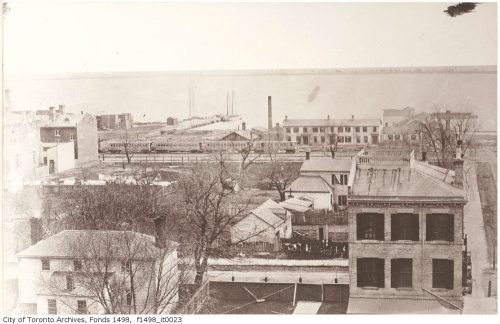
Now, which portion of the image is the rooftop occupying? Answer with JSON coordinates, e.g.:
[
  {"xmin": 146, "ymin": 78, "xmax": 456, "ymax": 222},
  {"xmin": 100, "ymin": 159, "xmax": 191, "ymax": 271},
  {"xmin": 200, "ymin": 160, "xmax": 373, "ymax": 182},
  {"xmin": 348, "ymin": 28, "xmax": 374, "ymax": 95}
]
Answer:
[
  {"xmin": 251, "ymin": 208, "xmax": 284, "ymax": 228},
  {"xmin": 350, "ymin": 165, "xmax": 465, "ymax": 202},
  {"xmin": 282, "ymin": 118, "xmax": 381, "ymax": 127},
  {"xmin": 301, "ymin": 157, "xmax": 353, "ymax": 173},
  {"xmin": 280, "ymin": 197, "xmax": 313, "ymax": 213},
  {"xmin": 17, "ymin": 230, "xmax": 177, "ymax": 259},
  {"xmin": 286, "ymin": 175, "xmax": 333, "ymax": 193}
]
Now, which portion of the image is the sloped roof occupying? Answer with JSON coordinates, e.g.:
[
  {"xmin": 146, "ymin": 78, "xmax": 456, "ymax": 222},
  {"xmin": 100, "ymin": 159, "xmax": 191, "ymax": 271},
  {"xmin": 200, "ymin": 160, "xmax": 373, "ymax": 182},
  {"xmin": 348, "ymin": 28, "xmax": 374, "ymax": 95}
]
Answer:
[
  {"xmin": 251, "ymin": 208, "xmax": 284, "ymax": 228},
  {"xmin": 220, "ymin": 130, "xmax": 253, "ymax": 141},
  {"xmin": 280, "ymin": 197, "xmax": 313, "ymax": 213},
  {"xmin": 383, "ymin": 107, "xmax": 415, "ymax": 117},
  {"xmin": 350, "ymin": 165, "xmax": 465, "ymax": 201},
  {"xmin": 258, "ymin": 199, "xmax": 287, "ymax": 218},
  {"xmin": 41, "ymin": 113, "xmax": 83, "ymax": 128},
  {"xmin": 286, "ymin": 175, "xmax": 333, "ymax": 193},
  {"xmin": 17, "ymin": 230, "xmax": 177, "ymax": 259},
  {"xmin": 282, "ymin": 119, "xmax": 381, "ymax": 127},
  {"xmin": 301, "ymin": 157, "xmax": 352, "ymax": 173}
]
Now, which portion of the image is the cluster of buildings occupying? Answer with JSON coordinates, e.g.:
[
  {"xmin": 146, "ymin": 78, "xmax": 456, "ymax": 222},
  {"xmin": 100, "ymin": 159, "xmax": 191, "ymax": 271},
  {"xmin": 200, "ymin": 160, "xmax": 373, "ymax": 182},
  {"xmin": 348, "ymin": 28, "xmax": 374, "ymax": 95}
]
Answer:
[
  {"xmin": 96, "ymin": 113, "xmax": 133, "ymax": 130},
  {"xmin": 221, "ymin": 144, "xmax": 468, "ymax": 313},
  {"xmin": 3, "ymin": 98, "xmax": 99, "ymax": 192}
]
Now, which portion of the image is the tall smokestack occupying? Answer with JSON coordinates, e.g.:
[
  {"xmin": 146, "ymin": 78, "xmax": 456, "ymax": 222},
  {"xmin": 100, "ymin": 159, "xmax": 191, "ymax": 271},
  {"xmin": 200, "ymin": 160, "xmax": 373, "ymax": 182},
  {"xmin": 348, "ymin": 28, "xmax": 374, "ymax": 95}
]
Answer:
[
  {"xmin": 242, "ymin": 122, "xmax": 246, "ymax": 131},
  {"xmin": 268, "ymin": 96, "xmax": 272, "ymax": 130}
]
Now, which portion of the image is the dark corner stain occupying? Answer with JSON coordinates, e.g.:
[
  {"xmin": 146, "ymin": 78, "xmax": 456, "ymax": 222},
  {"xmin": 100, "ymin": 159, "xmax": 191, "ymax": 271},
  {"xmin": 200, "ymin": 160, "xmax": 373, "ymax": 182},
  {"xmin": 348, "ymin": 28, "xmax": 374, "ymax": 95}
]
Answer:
[
  {"xmin": 444, "ymin": 3, "xmax": 479, "ymax": 17},
  {"xmin": 308, "ymin": 86, "xmax": 320, "ymax": 103}
]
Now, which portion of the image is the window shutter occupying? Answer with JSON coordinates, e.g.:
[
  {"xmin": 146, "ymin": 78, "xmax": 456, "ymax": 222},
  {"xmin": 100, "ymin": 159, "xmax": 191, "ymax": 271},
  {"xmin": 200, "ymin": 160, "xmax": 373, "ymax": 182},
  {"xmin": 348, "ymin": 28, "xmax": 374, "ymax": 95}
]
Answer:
[
  {"xmin": 426, "ymin": 215, "xmax": 433, "ymax": 241},
  {"xmin": 376, "ymin": 214, "xmax": 385, "ymax": 240},
  {"xmin": 447, "ymin": 215, "xmax": 454, "ymax": 242},
  {"xmin": 377, "ymin": 259, "xmax": 385, "ymax": 288}
]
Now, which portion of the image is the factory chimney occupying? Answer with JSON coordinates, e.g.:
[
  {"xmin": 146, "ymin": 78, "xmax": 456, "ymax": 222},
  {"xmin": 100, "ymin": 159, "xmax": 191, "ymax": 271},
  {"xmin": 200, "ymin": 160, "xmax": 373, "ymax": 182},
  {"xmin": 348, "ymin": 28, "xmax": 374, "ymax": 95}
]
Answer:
[
  {"xmin": 242, "ymin": 122, "xmax": 246, "ymax": 131},
  {"xmin": 268, "ymin": 96, "xmax": 273, "ymax": 130}
]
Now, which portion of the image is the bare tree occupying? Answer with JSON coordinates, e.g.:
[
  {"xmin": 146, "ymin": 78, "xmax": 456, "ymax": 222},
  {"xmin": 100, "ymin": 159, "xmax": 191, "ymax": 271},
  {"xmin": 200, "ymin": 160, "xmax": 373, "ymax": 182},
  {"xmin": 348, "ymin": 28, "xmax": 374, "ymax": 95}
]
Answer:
[
  {"xmin": 175, "ymin": 156, "xmax": 264, "ymax": 285},
  {"xmin": 418, "ymin": 111, "xmax": 478, "ymax": 168},
  {"xmin": 123, "ymin": 129, "xmax": 133, "ymax": 164},
  {"xmin": 44, "ymin": 230, "xmax": 185, "ymax": 314}
]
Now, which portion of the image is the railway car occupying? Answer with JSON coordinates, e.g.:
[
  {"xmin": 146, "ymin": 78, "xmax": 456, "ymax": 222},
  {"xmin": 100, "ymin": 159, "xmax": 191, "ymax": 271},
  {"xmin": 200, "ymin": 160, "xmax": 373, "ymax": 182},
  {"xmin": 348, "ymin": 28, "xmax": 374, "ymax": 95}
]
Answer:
[
  {"xmin": 153, "ymin": 140, "xmax": 203, "ymax": 153},
  {"xmin": 253, "ymin": 140, "xmax": 297, "ymax": 153},
  {"xmin": 202, "ymin": 140, "xmax": 252, "ymax": 153},
  {"xmin": 100, "ymin": 139, "xmax": 153, "ymax": 154}
]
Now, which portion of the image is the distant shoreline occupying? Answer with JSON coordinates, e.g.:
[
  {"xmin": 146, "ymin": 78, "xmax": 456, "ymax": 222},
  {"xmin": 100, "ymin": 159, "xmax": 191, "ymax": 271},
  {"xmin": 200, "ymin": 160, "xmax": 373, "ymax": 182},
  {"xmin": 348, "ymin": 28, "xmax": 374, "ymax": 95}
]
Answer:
[{"xmin": 6, "ymin": 65, "xmax": 497, "ymax": 80}]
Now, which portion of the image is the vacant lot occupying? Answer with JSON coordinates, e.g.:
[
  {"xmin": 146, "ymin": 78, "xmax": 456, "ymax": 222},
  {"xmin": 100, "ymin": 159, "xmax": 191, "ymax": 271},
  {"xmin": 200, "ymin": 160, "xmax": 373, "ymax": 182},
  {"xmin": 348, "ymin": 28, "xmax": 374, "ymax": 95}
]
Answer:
[{"xmin": 476, "ymin": 162, "xmax": 497, "ymax": 264}]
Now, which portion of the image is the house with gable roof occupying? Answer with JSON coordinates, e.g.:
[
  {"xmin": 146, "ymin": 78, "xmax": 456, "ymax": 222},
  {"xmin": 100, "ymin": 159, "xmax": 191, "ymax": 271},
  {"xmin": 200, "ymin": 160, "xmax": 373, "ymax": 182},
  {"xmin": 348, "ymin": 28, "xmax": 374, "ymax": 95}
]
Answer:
[{"xmin": 16, "ymin": 230, "xmax": 179, "ymax": 315}]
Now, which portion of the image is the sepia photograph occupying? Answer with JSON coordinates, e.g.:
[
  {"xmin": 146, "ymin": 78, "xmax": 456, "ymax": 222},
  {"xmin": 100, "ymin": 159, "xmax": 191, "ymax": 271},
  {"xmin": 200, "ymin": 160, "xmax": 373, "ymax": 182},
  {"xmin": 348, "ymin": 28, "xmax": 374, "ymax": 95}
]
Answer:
[{"xmin": 1, "ymin": 0, "xmax": 498, "ymax": 317}]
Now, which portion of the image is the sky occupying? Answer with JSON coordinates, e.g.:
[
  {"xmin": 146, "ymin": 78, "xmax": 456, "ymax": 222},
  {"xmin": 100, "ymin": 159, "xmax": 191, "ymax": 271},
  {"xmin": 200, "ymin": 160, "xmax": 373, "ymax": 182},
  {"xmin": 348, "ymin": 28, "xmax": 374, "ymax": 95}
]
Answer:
[{"xmin": 3, "ymin": 1, "xmax": 497, "ymax": 75}]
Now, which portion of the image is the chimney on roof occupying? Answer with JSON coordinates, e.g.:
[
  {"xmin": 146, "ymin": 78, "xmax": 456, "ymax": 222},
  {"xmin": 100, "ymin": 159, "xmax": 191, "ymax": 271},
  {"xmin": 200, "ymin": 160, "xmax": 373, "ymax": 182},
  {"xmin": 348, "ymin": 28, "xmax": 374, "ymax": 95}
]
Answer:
[
  {"xmin": 153, "ymin": 216, "xmax": 167, "ymax": 248},
  {"xmin": 268, "ymin": 96, "xmax": 273, "ymax": 130},
  {"xmin": 327, "ymin": 115, "xmax": 330, "ymax": 119},
  {"xmin": 285, "ymin": 115, "xmax": 288, "ymax": 121},
  {"xmin": 49, "ymin": 106, "xmax": 55, "ymax": 121},
  {"xmin": 453, "ymin": 139, "xmax": 464, "ymax": 188},
  {"xmin": 352, "ymin": 115, "xmax": 354, "ymax": 120},
  {"xmin": 242, "ymin": 122, "xmax": 246, "ymax": 131},
  {"xmin": 58, "ymin": 105, "xmax": 65, "ymax": 114}
]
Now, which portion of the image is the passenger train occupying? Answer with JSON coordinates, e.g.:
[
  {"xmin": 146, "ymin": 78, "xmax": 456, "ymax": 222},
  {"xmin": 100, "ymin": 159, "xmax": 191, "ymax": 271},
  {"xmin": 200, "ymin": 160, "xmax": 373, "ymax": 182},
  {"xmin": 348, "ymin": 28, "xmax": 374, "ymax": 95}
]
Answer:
[{"xmin": 99, "ymin": 139, "xmax": 297, "ymax": 154}]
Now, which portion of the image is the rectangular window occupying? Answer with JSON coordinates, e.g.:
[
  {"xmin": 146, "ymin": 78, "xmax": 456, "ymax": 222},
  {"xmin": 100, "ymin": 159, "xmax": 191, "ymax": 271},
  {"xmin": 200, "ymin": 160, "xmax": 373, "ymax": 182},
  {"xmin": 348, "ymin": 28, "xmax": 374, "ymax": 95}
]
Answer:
[
  {"xmin": 303, "ymin": 127, "xmax": 308, "ymax": 133},
  {"xmin": 345, "ymin": 136, "xmax": 352, "ymax": 143},
  {"xmin": 388, "ymin": 135, "xmax": 393, "ymax": 140},
  {"xmin": 126, "ymin": 291, "xmax": 132, "ymax": 306},
  {"xmin": 74, "ymin": 260, "xmax": 82, "ymax": 271},
  {"xmin": 66, "ymin": 275, "xmax": 74, "ymax": 291},
  {"xmin": 121, "ymin": 260, "xmax": 132, "ymax": 273},
  {"xmin": 313, "ymin": 136, "xmax": 318, "ymax": 143},
  {"xmin": 356, "ymin": 136, "xmax": 361, "ymax": 143},
  {"xmin": 357, "ymin": 213, "xmax": 384, "ymax": 240},
  {"xmin": 426, "ymin": 214, "xmax": 454, "ymax": 242},
  {"xmin": 363, "ymin": 127, "xmax": 367, "ymax": 132},
  {"xmin": 321, "ymin": 136, "xmax": 325, "ymax": 143},
  {"xmin": 55, "ymin": 129, "xmax": 60, "ymax": 136},
  {"xmin": 363, "ymin": 136, "xmax": 368, "ymax": 143},
  {"xmin": 287, "ymin": 136, "xmax": 291, "ymax": 141},
  {"xmin": 330, "ymin": 127, "xmax": 335, "ymax": 133},
  {"xmin": 355, "ymin": 127, "xmax": 360, "ymax": 132},
  {"xmin": 391, "ymin": 259, "xmax": 413, "ymax": 288},
  {"xmin": 391, "ymin": 214, "xmax": 419, "ymax": 241},
  {"xmin": 41, "ymin": 259, "xmax": 50, "ymax": 271},
  {"xmin": 373, "ymin": 126, "xmax": 378, "ymax": 132},
  {"xmin": 77, "ymin": 300, "xmax": 87, "ymax": 314},
  {"xmin": 357, "ymin": 258, "xmax": 384, "ymax": 288},
  {"xmin": 338, "ymin": 195, "xmax": 347, "ymax": 206},
  {"xmin": 312, "ymin": 127, "xmax": 318, "ymax": 133},
  {"xmin": 432, "ymin": 259, "xmax": 454, "ymax": 289},
  {"xmin": 338, "ymin": 127, "xmax": 343, "ymax": 133},
  {"xmin": 338, "ymin": 136, "xmax": 344, "ymax": 143},
  {"xmin": 286, "ymin": 127, "xmax": 291, "ymax": 133},
  {"xmin": 296, "ymin": 136, "xmax": 301, "ymax": 144},
  {"xmin": 70, "ymin": 134, "xmax": 75, "ymax": 141},
  {"xmin": 319, "ymin": 127, "xmax": 325, "ymax": 133},
  {"xmin": 293, "ymin": 127, "xmax": 299, "ymax": 133},
  {"xmin": 48, "ymin": 299, "xmax": 57, "ymax": 314},
  {"xmin": 338, "ymin": 174, "xmax": 348, "ymax": 185},
  {"xmin": 331, "ymin": 174, "xmax": 335, "ymax": 185},
  {"xmin": 345, "ymin": 127, "xmax": 351, "ymax": 132},
  {"xmin": 395, "ymin": 135, "xmax": 401, "ymax": 140}
]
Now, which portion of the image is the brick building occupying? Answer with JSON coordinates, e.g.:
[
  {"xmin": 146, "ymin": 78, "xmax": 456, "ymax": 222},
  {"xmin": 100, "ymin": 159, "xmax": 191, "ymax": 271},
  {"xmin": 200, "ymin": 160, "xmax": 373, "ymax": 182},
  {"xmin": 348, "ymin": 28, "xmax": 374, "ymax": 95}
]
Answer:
[
  {"xmin": 40, "ymin": 107, "xmax": 98, "ymax": 168},
  {"xmin": 282, "ymin": 116, "xmax": 381, "ymax": 146},
  {"xmin": 346, "ymin": 149, "xmax": 467, "ymax": 313}
]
